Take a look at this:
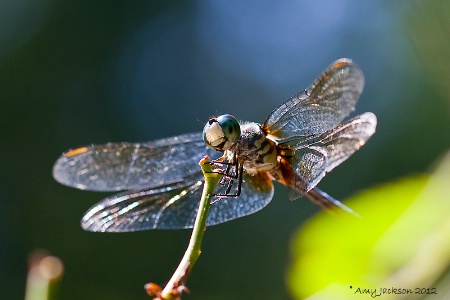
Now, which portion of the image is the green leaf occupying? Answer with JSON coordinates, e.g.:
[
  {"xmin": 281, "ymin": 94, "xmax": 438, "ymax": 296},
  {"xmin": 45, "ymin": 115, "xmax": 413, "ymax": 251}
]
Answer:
[{"xmin": 287, "ymin": 152, "xmax": 450, "ymax": 299}]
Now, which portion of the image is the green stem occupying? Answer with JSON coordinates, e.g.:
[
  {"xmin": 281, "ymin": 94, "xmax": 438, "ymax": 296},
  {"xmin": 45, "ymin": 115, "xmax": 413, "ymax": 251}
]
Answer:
[
  {"xmin": 157, "ymin": 155, "xmax": 221, "ymax": 299},
  {"xmin": 25, "ymin": 252, "xmax": 64, "ymax": 300}
]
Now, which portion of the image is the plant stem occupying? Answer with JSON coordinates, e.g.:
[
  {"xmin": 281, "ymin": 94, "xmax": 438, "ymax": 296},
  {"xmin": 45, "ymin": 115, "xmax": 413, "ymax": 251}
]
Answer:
[
  {"xmin": 146, "ymin": 155, "xmax": 221, "ymax": 300},
  {"xmin": 25, "ymin": 251, "xmax": 64, "ymax": 300}
]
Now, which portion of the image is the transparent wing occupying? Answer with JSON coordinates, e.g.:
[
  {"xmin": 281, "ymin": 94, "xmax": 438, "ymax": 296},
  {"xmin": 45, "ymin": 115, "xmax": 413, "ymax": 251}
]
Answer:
[
  {"xmin": 284, "ymin": 112, "xmax": 377, "ymax": 195},
  {"xmin": 81, "ymin": 172, "xmax": 274, "ymax": 231},
  {"xmin": 263, "ymin": 58, "xmax": 364, "ymax": 141},
  {"xmin": 53, "ymin": 133, "xmax": 219, "ymax": 192}
]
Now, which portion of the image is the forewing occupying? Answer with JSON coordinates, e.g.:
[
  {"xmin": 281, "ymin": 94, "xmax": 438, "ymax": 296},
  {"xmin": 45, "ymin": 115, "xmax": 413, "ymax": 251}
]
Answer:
[
  {"xmin": 53, "ymin": 133, "xmax": 218, "ymax": 192},
  {"xmin": 81, "ymin": 172, "xmax": 274, "ymax": 231},
  {"xmin": 285, "ymin": 112, "xmax": 377, "ymax": 195},
  {"xmin": 263, "ymin": 58, "xmax": 364, "ymax": 141}
]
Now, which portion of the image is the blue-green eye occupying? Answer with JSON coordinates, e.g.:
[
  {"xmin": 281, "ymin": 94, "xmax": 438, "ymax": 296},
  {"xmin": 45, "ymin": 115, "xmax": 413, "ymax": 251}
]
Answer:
[
  {"xmin": 217, "ymin": 114, "xmax": 240, "ymax": 143},
  {"xmin": 203, "ymin": 114, "xmax": 241, "ymax": 151}
]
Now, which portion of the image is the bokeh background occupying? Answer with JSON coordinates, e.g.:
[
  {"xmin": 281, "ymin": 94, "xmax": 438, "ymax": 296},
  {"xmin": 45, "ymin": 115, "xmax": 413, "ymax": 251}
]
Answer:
[{"xmin": 1, "ymin": 0, "xmax": 450, "ymax": 299}]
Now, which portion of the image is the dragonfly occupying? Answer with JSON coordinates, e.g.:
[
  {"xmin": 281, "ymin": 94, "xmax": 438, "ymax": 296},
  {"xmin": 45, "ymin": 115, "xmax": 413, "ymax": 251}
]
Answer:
[{"xmin": 53, "ymin": 58, "xmax": 377, "ymax": 232}]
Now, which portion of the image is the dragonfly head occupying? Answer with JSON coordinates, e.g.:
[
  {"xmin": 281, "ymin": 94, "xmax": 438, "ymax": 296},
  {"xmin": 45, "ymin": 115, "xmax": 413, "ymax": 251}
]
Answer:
[{"xmin": 203, "ymin": 114, "xmax": 241, "ymax": 151}]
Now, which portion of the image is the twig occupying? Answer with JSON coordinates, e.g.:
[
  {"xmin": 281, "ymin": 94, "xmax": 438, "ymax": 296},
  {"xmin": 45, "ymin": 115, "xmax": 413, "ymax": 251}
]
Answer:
[
  {"xmin": 145, "ymin": 155, "xmax": 222, "ymax": 299},
  {"xmin": 25, "ymin": 251, "xmax": 64, "ymax": 300}
]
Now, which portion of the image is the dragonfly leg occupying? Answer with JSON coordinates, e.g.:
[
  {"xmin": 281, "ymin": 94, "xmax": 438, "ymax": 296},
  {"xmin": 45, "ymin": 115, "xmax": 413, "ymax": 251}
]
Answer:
[
  {"xmin": 206, "ymin": 153, "xmax": 239, "ymax": 180},
  {"xmin": 213, "ymin": 164, "xmax": 243, "ymax": 197},
  {"xmin": 218, "ymin": 162, "xmax": 237, "ymax": 187},
  {"xmin": 204, "ymin": 153, "xmax": 243, "ymax": 198}
]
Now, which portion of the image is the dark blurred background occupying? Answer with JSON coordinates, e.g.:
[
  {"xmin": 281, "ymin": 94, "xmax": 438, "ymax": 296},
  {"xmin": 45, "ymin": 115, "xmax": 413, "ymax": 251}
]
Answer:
[{"xmin": 1, "ymin": 1, "xmax": 449, "ymax": 299}]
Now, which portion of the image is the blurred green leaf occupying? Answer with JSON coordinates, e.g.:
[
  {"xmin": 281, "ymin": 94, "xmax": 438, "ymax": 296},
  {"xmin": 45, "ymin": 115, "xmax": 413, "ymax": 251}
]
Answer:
[{"xmin": 287, "ymin": 152, "xmax": 450, "ymax": 299}]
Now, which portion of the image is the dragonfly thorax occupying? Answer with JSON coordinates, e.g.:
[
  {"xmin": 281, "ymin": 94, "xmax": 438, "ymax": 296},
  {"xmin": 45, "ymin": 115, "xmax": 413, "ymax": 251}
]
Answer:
[
  {"xmin": 231, "ymin": 122, "xmax": 279, "ymax": 174},
  {"xmin": 204, "ymin": 115, "xmax": 279, "ymax": 174}
]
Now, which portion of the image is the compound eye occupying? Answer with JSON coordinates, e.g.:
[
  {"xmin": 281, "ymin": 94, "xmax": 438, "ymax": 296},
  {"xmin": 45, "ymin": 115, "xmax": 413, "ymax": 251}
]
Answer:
[
  {"xmin": 203, "ymin": 114, "xmax": 241, "ymax": 151},
  {"xmin": 217, "ymin": 114, "xmax": 240, "ymax": 143}
]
